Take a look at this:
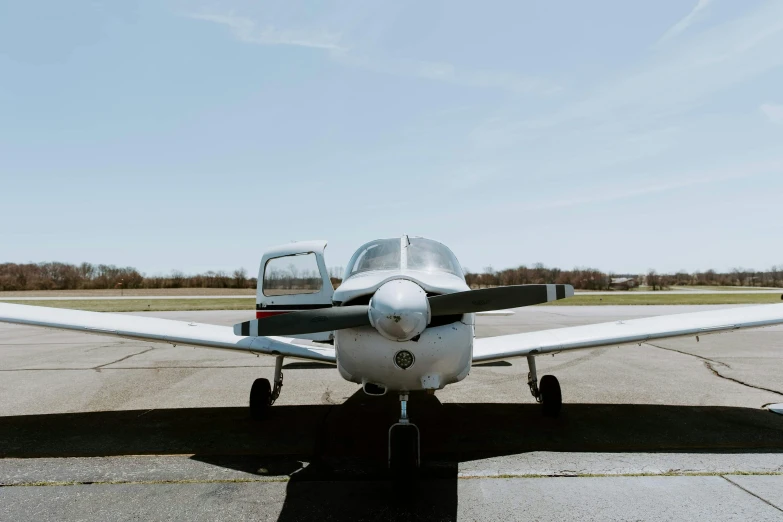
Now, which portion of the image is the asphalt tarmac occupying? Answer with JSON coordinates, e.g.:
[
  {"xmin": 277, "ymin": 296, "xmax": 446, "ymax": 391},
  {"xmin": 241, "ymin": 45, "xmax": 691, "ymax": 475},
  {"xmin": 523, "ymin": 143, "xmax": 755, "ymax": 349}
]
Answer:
[{"xmin": 1, "ymin": 306, "xmax": 782, "ymax": 521}]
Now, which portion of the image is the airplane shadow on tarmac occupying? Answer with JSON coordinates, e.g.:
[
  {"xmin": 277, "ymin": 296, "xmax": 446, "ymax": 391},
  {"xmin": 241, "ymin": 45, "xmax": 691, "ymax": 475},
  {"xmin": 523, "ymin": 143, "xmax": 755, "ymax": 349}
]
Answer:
[{"xmin": 2, "ymin": 390, "xmax": 783, "ymax": 521}]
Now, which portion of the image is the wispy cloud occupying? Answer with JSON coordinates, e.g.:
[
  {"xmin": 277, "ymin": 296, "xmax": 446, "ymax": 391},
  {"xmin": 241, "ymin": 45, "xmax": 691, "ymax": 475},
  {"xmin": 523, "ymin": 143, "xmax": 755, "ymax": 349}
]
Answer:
[
  {"xmin": 469, "ymin": 2, "xmax": 783, "ymax": 154},
  {"xmin": 428, "ymin": 155, "xmax": 783, "ymax": 226},
  {"xmin": 655, "ymin": 0, "xmax": 713, "ymax": 46},
  {"xmin": 330, "ymin": 53, "xmax": 559, "ymax": 95},
  {"xmin": 416, "ymin": 61, "xmax": 561, "ymax": 95},
  {"xmin": 521, "ymin": 157, "xmax": 783, "ymax": 212},
  {"xmin": 760, "ymin": 103, "xmax": 783, "ymax": 124},
  {"xmin": 189, "ymin": 12, "xmax": 344, "ymax": 50},
  {"xmin": 186, "ymin": 8, "xmax": 556, "ymax": 95}
]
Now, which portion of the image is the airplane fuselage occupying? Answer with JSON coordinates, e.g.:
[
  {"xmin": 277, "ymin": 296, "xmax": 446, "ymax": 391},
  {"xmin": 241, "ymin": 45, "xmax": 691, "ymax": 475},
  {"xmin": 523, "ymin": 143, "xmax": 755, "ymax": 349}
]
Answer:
[{"xmin": 332, "ymin": 269, "xmax": 474, "ymax": 394}]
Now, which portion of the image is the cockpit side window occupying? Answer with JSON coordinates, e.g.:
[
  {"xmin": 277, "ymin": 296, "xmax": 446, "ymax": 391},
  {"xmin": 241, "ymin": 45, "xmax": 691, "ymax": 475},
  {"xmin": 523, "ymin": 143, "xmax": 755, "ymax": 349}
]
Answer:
[
  {"xmin": 407, "ymin": 238, "xmax": 463, "ymax": 277},
  {"xmin": 345, "ymin": 239, "xmax": 401, "ymax": 278}
]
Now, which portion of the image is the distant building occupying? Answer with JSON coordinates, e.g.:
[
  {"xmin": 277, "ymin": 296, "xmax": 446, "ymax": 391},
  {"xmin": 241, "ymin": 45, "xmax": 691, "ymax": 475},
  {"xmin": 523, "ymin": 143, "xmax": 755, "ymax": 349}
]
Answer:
[{"xmin": 610, "ymin": 277, "xmax": 637, "ymax": 291}]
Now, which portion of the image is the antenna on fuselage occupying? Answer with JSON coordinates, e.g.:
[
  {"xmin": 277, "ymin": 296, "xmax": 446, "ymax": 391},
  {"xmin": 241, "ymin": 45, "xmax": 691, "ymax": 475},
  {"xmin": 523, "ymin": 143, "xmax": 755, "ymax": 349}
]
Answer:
[{"xmin": 401, "ymin": 235, "xmax": 410, "ymax": 270}]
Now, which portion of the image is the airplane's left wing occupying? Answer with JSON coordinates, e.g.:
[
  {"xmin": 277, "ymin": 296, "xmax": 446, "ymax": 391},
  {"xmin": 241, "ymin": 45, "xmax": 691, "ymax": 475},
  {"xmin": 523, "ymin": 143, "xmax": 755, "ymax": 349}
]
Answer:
[
  {"xmin": 473, "ymin": 303, "xmax": 783, "ymax": 363},
  {"xmin": 0, "ymin": 303, "xmax": 335, "ymax": 363}
]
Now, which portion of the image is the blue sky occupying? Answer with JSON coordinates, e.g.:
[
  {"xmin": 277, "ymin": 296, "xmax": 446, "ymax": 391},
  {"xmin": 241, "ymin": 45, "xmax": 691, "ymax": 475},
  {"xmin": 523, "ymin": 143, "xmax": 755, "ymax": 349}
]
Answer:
[{"xmin": 1, "ymin": 0, "xmax": 782, "ymax": 276}]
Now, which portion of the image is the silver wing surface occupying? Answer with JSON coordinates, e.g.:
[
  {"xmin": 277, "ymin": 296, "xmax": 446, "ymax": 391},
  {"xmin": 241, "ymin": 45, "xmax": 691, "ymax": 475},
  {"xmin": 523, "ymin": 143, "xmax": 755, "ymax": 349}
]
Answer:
[
  {"xmin": 0, "ymin": 303, "xmax": 335, "ymax": 363},
  {"xmin": 473, "ymin": 303, "xmax": 783, "ymax": 363}
]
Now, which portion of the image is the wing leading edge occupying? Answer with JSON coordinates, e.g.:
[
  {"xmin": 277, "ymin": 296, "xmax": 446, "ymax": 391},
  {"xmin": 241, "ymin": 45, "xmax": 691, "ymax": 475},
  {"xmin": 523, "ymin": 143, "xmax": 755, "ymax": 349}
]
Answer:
[
  {"xmin": 473, "ymin": 303, "xmax": 783, "ymax": 363},
  {"xmin": 0, "ymin": 303, "xmax": 335, "ymax": 363},
  {"xmin": 4, "ymin": 302, "xmax": 782, "ymax": 366}
]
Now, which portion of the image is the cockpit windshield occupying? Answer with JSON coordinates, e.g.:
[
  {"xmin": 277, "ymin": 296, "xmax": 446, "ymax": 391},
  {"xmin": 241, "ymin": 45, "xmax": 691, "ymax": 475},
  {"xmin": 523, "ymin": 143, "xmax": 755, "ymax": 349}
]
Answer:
[
  {"xmin": 345, "ymin": 238, "xmax": 401, "ymax": 277},
  {"xmin": 344, "ymin": 237, "xmax": 463, "ymax": 279},
  {"xmin": 407, "ymin": 238, "xmax": 463, "ymax": 276}
]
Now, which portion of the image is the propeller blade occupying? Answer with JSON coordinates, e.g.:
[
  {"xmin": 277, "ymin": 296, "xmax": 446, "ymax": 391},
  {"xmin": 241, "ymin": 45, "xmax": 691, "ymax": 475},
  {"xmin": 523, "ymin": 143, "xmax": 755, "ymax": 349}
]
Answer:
[
  {"xmin": 428, "ymin": 284, "xmax": 574, "ymax": 316},
  {"xmin": 235, "ymin": 306, "xmax": 370, "ymax": 336}
]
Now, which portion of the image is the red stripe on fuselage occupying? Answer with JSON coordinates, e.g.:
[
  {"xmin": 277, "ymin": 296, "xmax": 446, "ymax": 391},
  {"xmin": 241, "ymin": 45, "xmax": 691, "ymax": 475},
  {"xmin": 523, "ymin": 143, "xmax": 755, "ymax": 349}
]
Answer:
[{"xmin": 256, "ymin": 311, "xmax": 291, "ymax": 319}]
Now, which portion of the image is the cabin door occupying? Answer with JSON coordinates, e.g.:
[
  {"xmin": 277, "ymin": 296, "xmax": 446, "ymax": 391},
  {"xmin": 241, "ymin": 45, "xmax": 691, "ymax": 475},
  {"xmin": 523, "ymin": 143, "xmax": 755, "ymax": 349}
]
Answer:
[{"xmin": 255, "ymin": 240, "xmax": 335, "ymax": 341}]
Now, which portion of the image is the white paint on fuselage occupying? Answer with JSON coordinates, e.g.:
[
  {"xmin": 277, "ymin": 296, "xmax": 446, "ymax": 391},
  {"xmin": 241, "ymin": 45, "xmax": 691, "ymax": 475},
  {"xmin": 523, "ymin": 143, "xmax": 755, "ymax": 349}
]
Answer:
[{"xmin": 336, "ymin": 319, "xmax": 474, "ymax": 392}]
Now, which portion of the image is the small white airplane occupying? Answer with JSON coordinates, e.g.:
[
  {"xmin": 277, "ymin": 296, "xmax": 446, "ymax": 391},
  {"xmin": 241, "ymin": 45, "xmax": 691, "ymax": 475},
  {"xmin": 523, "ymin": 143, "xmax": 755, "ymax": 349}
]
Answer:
[{"xmin": 2, "ymin": 236, "xmax": 783, "ymax": 466}]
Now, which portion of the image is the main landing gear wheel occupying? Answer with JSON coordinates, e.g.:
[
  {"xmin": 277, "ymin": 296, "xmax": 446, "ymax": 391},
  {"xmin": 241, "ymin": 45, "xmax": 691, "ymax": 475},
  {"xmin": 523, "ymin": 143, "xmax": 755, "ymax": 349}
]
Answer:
[
  {"xmin": 250, "ymin": 378, "xmax": 272, "ymax": 419},
  {"xmin": 526, "ymin": 355, "xmax": 562, "ymax": 418},
  {"xmin": 249, "ymin": 355, "xmax": 285, "ymax": 420}
]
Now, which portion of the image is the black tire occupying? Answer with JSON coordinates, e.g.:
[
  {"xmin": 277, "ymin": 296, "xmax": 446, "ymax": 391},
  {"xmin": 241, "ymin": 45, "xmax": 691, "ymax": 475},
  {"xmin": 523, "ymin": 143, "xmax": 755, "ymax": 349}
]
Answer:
[
  {"xmin": 540, "ymin": 375, "xmax": 562, "ymax": 417},
  {"xmin": 389, "ymin": 424, "xmax": 419, "ymax": 478},
  {"xmin": 249, "ymin": 378, "xmax": 272, "ymax": 420}
]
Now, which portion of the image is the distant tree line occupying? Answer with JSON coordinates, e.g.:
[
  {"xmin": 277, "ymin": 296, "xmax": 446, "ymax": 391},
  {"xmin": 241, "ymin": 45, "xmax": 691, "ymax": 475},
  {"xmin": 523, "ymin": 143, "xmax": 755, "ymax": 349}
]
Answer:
[
  {"xmin": 466, "ymin": 264, "xmax": 613, "ymax": 290},
  {"xmin": 0, "ymin": 262, "xmax": 256, "ymax": 291},
  {"xmin": 643, "ymin": 266, "xmax": 783, "ymax": 290},
  {"xmin": 2, "ymin": 261, "xmax": 783, "ymax": 292},
  {"xmin": 263, "ymin": 268, "xmax": 322, "ymax": 292},
  {"xmin": 464, "ymin": 264, "xmax": 783, "ymax": 290}
]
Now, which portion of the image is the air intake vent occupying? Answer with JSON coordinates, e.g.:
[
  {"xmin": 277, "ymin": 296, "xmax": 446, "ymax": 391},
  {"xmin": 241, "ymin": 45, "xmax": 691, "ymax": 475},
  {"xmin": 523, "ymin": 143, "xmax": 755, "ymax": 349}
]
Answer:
[{"xmin": 363, "ymin": 382, "xmax": 387, "ymax": 396}]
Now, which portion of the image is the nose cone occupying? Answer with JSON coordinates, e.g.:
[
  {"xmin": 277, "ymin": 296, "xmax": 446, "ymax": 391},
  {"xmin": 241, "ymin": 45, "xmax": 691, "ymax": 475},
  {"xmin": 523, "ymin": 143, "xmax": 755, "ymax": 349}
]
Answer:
[{"xmin": 368, "ymin": 279, "xmax": 430, "ymax": 341}]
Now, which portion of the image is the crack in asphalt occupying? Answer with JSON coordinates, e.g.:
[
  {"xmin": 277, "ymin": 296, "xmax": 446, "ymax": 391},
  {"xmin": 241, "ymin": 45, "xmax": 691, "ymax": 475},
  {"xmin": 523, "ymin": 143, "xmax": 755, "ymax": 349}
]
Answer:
[
  {"xmin": 320, "ymin": 389, "xmax": 340, "ymax": 405},
  {"xmin": 93, "ymin": 348, "xmax": 156, "ymax": 370},
  {"xmin": 545, "ymin": 348, "xmax": 608, "ymax": 373},
  {"xmin": 702, "ymin": 361, "xmax": 783, "ymax": 397},
  {"xmin": 646, "ymin": 342, "xmax": 731, "ymax": 368},
  {"xmin": 0, "ymin": 347, "xmax": 172, "ymax": 372},
  {"xmin": 721, "ymin": 475, "xmax": 783, "ymax": 513},
  {"xmin": 647, "ymin": 343, "xmax": 783, "ymax": 398}
]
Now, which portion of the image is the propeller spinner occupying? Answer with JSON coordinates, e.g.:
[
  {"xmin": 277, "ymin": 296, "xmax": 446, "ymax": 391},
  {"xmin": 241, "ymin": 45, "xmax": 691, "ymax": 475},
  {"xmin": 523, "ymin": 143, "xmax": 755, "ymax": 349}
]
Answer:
[{"xmin": 368, "ymin": 279, "xmax": 430, "ymax": 341}]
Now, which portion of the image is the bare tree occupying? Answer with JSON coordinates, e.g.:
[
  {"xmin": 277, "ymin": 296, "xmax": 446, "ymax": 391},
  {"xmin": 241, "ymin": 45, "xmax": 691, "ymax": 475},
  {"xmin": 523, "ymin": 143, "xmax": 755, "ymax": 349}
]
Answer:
[
  {"xmin": 233, "ymin": 268, "xmax": 247, "ymax": 289},
  {"xmin": 647, "ymin": 269, "xmax": 659, "ymax": 291}
]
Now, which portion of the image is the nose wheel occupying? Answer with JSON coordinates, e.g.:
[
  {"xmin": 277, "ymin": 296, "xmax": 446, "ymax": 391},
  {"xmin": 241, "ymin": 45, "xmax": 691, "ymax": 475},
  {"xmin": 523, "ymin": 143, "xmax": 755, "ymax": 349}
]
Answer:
[
  {"xmin": 388, "ymin": 393, "xmax": 421, "ymax": 470},
  {"xmin": 250, "ymin": 355, "xmax": 284, "ymax": 420},
  {"xmin": 527, "ymin": 355, "xmax": 562, "ymax": 417}
]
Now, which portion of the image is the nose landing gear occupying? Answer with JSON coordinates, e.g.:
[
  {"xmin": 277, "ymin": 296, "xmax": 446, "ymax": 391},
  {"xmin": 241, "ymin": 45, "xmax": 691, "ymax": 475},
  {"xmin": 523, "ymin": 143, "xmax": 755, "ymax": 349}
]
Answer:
[
  {"xmin": 250, "ymin": 355, "xmax": 285, "ymax": 419},
  {"xmin": 527, "ymin": 354, "xmax": 562, "ymax": 417},
  {"xmin": 388, "ymin": 393, "xmax": 421, "ymax": 470}
]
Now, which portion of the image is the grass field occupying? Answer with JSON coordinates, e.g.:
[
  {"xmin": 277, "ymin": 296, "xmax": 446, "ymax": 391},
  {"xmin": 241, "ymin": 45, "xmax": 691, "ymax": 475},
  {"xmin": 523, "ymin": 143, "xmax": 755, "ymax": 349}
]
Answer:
[
  {"xmin": 3, "ymin": 298, "xmax": 257, "ymax": 312},
  {"xmin": 632, "ymin": 285, "xmax": 781, "ymax": 292},
  {"xmin": 3, "ymin": 292, "xmax": 782, "ymax": 312}
]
